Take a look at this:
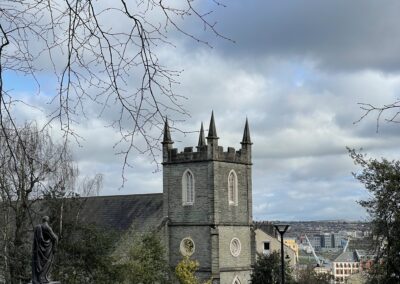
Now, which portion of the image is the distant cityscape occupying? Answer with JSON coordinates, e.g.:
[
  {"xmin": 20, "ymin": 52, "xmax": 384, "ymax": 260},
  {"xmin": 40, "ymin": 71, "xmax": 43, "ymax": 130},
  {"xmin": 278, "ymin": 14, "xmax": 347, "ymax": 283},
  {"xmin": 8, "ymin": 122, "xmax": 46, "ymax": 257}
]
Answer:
[
  {"xmin": 284, "ymin": 220, "xmax": 371, "ymax": 250},
  {"xmin": 256, "ymin": 220, "xmax": 374, "ymax": 283}
]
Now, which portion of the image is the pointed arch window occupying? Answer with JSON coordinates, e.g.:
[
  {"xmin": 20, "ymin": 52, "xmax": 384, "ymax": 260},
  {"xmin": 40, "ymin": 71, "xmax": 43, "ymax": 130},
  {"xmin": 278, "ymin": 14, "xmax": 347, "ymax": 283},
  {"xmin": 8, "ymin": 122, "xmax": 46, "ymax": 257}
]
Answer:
[
  {"xmin": 232, "ymin": 276, "xmax": 241, "ymax": 284},
  {"xmin": 182, "ymin": 169, "xmax": 195, "ymax": 205},
  {"xmin": 228, "ymin": 170, "xmax": 238, "ymax": 206}
]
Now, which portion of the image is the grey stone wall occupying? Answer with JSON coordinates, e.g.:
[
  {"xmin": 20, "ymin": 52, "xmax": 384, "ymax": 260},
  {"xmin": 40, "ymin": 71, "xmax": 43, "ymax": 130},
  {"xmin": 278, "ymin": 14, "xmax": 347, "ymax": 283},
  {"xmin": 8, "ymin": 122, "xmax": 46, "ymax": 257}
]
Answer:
[
  {"xmin": 213, "ymin": 162, "xmax": 252, "ymax": 225},
  {"xmin": 220, "ymin": 270, "xmax": 252, "ymax": 284},
  {"xmin": 168, "ymin": 225, "xmax": 211, "ymax": 269},
  {"xmin": 218, "ymin": 226, "xmax": 252, "ymax": 270},
  {"xmin": 163, "ymin": 162, "xmax": 213, "ymax": 224}
]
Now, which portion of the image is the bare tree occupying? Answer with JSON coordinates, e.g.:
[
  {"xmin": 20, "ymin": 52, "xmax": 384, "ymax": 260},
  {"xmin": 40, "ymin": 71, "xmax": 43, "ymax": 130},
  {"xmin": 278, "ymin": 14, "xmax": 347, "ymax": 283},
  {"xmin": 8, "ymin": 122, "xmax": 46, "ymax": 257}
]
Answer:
[
  {"xmin": 1, "ymin": 2, "xmax": 228, "ymax": 281},
  {"xmin": 0, "ymin": 121, "xmax": 77, "ymax": 283},
  {"xmin": 0, "ymin": 0, "xmax": 229, "ymax": 179}
]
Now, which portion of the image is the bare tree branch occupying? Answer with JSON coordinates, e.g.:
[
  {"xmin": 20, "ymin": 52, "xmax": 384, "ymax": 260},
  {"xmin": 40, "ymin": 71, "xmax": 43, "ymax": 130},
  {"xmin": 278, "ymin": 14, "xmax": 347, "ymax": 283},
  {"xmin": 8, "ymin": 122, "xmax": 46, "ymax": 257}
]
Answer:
[
  {"xmin": 0, "ymin": 0, "xmax": 229, "ymax": 184},
  {"xmin": 355, "ymin": 101, "xmax": 400, "ymax": 132}
]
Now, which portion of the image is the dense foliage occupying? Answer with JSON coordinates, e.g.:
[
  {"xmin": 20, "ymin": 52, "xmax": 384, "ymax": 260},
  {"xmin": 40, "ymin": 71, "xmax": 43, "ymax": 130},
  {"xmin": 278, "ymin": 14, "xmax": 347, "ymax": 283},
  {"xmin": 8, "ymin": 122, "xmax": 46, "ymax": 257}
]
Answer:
[
  {"xmin": 50, "ymin": 207, "xmax": 171, "ymax": 284},
  {"xmin": 296, "ymin": 266, "xmax": 332, "ymax": 284},
  {"xmin": 47, "ymin": 217, "xmax": 171, "ymax": 284},
  {"xmin": 250, "ymin": 252, "xmax": 293, "ymax": 284},
  {"xmin": 349, "ymin": 148, "xmax": 400, "ymax": 282},
  {"xmin": 120, "ymin": 231, "xmax": 171, "ymax": 284},
  {"xmin": 52, "ymin": 224, "xmax": 123, "ymax": 283}
]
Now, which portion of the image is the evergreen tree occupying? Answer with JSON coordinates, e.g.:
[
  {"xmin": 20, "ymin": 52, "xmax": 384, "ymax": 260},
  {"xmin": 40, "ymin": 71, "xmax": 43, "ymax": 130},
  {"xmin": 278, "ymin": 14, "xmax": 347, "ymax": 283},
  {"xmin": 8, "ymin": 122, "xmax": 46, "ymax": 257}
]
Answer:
[
  {"xmin": 349, "ymin": 148, "xmax": 400, "ymax": 283},
  {"xmin": 296, "ymin": 266, "xmax": 332, "ymax": 284},
  {"xmin": 52, "ymin": 224, "xmax": 124, "ymax": 284},
  {"xmin": 121, "ymin": 231, "xmax": 171, "ymax": 284},
  {"xmin": 250, "ymin": 252, "xmax": 293, "ymax": 284}
]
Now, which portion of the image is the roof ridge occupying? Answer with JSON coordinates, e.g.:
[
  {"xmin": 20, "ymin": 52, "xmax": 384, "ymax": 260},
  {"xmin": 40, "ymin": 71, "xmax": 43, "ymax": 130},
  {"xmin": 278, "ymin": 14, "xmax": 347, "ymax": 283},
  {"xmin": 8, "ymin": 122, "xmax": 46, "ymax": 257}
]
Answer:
[{"xmin": 77, "ymin": 193, "xmax": 163, "ymax": 199}]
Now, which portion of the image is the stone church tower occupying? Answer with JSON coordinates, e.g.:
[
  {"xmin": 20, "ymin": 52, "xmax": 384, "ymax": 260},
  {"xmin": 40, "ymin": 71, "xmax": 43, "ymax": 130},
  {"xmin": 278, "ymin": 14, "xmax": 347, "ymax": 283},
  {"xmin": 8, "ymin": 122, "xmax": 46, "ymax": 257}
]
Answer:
[{"xmin": 162, "ymin": 112, "xmax": 254, "ymax": 284}]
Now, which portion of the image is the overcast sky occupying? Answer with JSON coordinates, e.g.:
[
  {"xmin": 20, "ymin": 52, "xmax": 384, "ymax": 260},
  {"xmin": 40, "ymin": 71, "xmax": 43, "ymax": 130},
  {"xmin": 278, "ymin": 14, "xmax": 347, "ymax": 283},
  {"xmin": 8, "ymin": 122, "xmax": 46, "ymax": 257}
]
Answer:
[{"xmin": 9, "ymin": 1, "xmax": 400, "ymax": 221}]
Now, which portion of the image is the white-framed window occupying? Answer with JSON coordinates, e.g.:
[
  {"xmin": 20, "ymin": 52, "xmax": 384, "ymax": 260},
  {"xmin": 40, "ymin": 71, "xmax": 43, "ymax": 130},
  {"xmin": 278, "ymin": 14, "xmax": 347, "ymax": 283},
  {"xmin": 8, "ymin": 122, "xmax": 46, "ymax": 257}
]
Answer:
[
  {"xmin": 232, "ymin": 276, "xmax": 241, "ymax": 284},
  {"xmin": 182, "ymin": 169, "xmax": 195, "ymax": 205},
  {"xmin": 228, "ymin": 170, "xmax": 238, "ymax": 206},
  {"xmin": 230, "ymin": 238, "xmax": 242, "ymax": 257}
]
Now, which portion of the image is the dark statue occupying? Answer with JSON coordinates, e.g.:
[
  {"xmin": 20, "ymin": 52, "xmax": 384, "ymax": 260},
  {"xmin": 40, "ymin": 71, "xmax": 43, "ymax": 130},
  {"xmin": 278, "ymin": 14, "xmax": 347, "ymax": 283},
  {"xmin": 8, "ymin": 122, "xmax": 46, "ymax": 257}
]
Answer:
[{"xmin": 32, "ymin": 216, "xmax": 58, "ymax": 284}]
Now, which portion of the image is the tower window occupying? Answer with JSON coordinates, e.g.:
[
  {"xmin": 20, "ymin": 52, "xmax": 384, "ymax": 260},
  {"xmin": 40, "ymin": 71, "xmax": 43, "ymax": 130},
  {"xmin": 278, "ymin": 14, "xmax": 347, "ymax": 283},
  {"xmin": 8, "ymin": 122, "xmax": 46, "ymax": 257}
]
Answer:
[
  {"xmin": 228, "ymin": 170, "xmax": 238, "ymax": 206},
  {"xmin": 182, "ymin": 169, "xmax": 195, "ymax": 205}
]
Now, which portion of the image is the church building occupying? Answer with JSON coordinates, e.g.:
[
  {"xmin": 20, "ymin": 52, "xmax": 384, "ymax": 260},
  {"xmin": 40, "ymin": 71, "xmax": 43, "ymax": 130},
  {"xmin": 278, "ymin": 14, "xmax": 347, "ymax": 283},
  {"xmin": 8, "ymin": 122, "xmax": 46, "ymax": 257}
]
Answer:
[
  {"xmin": 80, "ymin": 112, "xmax": 255, "ymax": 284},
  {"xmin": 161, "ymin": 112, "xmax": 255, "ymax": 283}
]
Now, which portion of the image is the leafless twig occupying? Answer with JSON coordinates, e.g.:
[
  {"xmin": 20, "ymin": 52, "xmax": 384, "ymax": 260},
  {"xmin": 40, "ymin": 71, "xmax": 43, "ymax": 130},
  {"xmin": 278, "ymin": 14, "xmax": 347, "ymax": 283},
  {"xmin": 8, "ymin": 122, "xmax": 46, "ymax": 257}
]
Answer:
[{"xmin": 355, "ymin": 101, "xmax": 400, "ymax": 132}]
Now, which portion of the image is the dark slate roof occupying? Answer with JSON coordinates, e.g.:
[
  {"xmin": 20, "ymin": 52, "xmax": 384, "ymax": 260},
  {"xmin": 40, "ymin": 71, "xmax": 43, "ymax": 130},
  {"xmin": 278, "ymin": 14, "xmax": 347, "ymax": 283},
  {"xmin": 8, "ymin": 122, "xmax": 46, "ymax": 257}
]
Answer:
[
  {"xmin": 254, "ymin": 221, "xmax": 278, "ymax": 237},
  {"xmin": 334, "ymin": 251, "xmax": 359, "ymax": 263},
  {"xmin": 78, "ymin": 193, "xmax": 163, "ymax": 231},
  {"xmin": 347, "ymin": 237, "xmax": 374, "ymax": 251}
]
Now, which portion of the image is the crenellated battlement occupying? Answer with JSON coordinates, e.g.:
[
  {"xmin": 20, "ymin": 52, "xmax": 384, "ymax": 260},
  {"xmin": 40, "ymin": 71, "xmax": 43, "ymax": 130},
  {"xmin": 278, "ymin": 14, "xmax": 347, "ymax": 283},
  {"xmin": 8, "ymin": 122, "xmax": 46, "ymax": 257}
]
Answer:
[
  {"xmin": 162, "ymin": 111, "xmax": 252, "ymax": 165},
  {"xmin": 164, "ymin": 145, "xmax": 251, "ymax": 164}
]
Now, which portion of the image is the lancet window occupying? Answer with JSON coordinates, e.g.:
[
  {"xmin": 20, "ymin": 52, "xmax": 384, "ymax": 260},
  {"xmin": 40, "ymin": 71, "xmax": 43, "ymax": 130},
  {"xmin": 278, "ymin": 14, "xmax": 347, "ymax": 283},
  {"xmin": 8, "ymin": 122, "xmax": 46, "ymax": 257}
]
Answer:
[
  {"xmin": 228, "ymin": 170, "xmax": 238, "ymax": 206},
  {"xmin": 182, "ymin": 169, "xmax": 195, "ymax": 205}
]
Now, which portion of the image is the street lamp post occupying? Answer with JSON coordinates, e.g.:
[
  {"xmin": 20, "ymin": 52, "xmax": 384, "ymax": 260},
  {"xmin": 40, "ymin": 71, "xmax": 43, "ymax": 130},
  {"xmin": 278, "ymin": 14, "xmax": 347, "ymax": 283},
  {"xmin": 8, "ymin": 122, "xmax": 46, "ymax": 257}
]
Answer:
[{"xmin": 274, "ymin": 224, "xmax": 290, "ymax": 284}]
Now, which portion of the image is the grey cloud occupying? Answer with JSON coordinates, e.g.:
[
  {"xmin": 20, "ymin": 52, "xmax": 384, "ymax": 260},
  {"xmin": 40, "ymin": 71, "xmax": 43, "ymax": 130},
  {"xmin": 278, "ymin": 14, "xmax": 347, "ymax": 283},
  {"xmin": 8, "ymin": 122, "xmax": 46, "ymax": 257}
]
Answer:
[
  {"xmin": 11, "ymin": 0, "xmax": 400, "ymax": 221},
  {"xmin": 253, "ymin": 178, "xmax": 368, "ymax": 221},
  {"xmin": 77, "ymin": 160, "xmax": 162, "ymax": 196},
  {"xmin": 186, "ymin": 0, "xmax": 400, "ymax": 73}
]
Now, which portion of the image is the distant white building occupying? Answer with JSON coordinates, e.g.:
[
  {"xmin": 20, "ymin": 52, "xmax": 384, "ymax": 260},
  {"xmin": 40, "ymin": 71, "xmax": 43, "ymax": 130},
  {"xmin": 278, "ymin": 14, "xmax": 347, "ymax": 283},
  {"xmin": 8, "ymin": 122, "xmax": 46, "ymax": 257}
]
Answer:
[{"xmin": 332, "ymin": 251, "xmax": 360, "ymax": 283}]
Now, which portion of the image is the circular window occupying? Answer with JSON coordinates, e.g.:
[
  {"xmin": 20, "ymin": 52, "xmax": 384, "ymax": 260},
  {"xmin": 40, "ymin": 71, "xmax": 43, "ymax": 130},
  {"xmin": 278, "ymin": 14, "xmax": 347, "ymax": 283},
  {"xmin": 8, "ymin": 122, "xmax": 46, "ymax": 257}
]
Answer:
[
  {"xmin": 230, "ymin": 238, "xmax": 241, "ymax": 257},
  {"xmin": 180, "ymin": 237, "xmax": 195, "ymax": 256}
]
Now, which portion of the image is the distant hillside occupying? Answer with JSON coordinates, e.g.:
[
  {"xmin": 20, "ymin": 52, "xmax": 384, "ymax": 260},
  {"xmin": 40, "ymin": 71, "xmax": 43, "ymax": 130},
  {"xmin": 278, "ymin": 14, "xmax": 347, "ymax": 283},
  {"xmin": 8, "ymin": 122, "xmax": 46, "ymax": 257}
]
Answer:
[{"xmin": 257, "ymin": 220, "xmax": 371, "ymax": 238}]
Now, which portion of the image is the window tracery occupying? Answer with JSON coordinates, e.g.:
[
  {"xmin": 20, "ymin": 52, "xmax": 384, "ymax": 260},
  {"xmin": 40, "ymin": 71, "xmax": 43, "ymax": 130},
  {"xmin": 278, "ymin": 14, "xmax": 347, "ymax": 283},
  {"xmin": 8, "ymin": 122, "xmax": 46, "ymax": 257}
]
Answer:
[
  {"xmin": 180, "ymin": 237, "xmax": 195, "ymax": 256},
  {"xmin": 230, "ymin": 238, "xmax": 241, "ymax": 257}
]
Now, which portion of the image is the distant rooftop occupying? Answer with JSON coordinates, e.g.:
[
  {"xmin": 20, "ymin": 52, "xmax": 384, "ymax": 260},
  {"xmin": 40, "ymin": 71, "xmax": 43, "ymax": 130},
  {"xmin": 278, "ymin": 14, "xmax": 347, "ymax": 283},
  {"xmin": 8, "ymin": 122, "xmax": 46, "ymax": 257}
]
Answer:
[
  {"xmin": 334, "ymin": 251, "xmax": 358, "ymax": 263},
  {"xmin": 254, "ymin": 221, "xmax": 276, "ymax": 237}
]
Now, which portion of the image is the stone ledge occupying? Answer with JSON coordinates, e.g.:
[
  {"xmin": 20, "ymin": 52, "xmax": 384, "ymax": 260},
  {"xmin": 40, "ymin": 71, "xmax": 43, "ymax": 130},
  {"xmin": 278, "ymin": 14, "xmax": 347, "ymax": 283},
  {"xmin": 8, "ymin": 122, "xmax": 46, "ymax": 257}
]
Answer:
[{"xmin": 28, "ymin": 282, "xmax": 61, "ymax": 284}]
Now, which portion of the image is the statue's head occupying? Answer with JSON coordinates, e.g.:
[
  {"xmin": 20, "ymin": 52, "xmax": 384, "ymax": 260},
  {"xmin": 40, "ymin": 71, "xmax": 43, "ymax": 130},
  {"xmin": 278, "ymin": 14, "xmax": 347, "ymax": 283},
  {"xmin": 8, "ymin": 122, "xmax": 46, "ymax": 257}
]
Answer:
[{"xmin": 42, "ymin": 216, "xmax": 50, "ymax": 223}]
